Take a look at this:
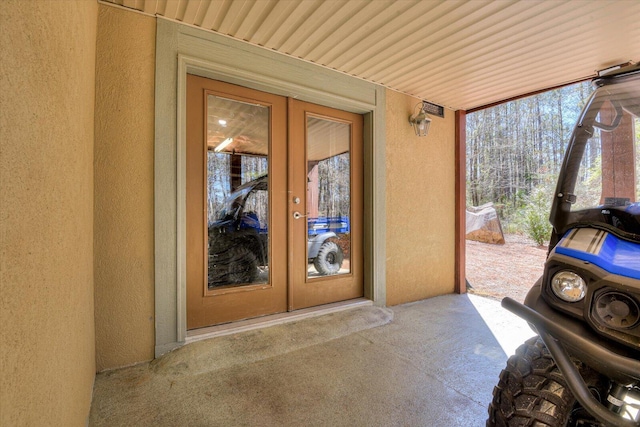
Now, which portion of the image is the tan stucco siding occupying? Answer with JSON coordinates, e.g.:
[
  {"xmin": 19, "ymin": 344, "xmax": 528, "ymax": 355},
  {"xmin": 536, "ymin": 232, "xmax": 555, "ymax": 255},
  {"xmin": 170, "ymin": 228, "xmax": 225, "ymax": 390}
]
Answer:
[
  {"xmin": 0, "ymin": 1, "xmax": 98, "ymax": 425},
  {"xmin": 94, "ymin": 5, "xmax": 156, "ymax": 371},
  {"xmin": 385, "ymin": 90, "xmax": 456, "ymax": 306}
]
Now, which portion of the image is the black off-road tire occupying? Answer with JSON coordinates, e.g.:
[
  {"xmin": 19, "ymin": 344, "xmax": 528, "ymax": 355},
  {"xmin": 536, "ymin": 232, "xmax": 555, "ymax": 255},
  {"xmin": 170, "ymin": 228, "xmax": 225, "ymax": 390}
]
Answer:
[
  {"xmin": 208, "ymin": 245, "xmax": 258, "ymax": 287},
  {"xmin": 313, "ymin": 241, "xmax": 344, "ymax": 275},
  {"xmin": 227, "ymin": 245, "xmax": 259, "ymax": 284},
  {"xmin": 487, "ymin": 337, "xmax": 601, "ymax": 427}
]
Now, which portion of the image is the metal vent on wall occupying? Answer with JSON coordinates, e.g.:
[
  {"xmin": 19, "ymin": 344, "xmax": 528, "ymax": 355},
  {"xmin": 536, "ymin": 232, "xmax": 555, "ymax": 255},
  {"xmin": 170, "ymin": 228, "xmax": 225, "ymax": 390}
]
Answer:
[{"xmin": 421, "ymin": 101, "xmax": 444, "ymax": 118}]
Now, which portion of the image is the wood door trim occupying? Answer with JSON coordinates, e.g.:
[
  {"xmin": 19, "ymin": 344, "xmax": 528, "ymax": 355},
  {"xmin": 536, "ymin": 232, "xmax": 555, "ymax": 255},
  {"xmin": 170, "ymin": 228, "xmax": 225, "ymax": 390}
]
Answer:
[{"xmin": 200, "ymin": 88, "xmax": 275, "ymax": 299}]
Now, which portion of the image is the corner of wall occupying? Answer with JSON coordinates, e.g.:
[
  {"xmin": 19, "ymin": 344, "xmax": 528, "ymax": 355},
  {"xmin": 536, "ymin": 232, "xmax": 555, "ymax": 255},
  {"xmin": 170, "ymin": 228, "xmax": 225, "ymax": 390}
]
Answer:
[{"xmin": 94, "ymin": 3, "xmax": 157, "ymax": 371}]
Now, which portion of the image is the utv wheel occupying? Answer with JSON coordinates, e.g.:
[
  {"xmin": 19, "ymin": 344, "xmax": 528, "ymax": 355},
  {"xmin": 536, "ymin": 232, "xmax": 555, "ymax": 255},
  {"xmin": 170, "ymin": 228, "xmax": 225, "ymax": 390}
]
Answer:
[
  {"xmin": 313, "ymin": 241, "xmax": 344, "ymax": 275},
  {"xmin": 209, "ymin": 246, "xmax": 258, "ymax": 287},
  {"xmin": 487, "ymin": 337, "xmax": 602, "ymax": 427},
  {"xmin": 227, "ymin": 246, "xmax": 258, "ymax": 284}
]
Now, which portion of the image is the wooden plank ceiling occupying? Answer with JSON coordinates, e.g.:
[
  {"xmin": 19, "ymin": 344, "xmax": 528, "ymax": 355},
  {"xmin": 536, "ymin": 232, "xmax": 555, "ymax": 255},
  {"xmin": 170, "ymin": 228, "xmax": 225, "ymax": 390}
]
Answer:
[{"xmin": 104, "ymin": 0, "xmax": 640, "ymax": 111}]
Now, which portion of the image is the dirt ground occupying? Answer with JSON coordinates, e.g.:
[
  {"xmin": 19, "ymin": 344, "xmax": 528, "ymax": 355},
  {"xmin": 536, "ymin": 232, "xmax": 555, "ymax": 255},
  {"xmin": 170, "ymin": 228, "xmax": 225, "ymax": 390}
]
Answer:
[{"xmin": 466, "ymin": 234, "xmax": 548, "ymax": 303}]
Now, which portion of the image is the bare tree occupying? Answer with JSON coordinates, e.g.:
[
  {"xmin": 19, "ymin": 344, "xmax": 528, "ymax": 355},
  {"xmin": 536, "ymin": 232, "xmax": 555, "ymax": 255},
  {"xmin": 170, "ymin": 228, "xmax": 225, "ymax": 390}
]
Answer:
[{"xmin": 466, "ymin": 81, "xmax": 592, "ymax": 227}]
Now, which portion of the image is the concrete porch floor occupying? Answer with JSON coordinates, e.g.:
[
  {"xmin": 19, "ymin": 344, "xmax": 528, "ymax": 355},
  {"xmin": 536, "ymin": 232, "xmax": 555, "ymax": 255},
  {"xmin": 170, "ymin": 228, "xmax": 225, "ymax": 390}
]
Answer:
[{"xmin": 89, "ymin": 294, "xmax": 535, "ymax": 426}]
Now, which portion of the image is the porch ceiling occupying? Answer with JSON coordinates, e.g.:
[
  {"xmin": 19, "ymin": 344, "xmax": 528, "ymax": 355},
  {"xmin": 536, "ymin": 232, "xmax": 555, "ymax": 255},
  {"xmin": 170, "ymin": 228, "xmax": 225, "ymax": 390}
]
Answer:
[{"xmin": 104, "ymin": 0, "xmax": 640, "ymax": 111}]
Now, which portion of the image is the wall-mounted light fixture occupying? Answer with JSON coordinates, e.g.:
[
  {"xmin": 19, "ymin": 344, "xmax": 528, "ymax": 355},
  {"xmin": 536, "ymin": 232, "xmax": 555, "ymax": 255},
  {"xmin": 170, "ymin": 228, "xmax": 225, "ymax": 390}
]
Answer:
[{"xmin": 409, "ymin": 101, "xmax": 432, "ymax": 137}]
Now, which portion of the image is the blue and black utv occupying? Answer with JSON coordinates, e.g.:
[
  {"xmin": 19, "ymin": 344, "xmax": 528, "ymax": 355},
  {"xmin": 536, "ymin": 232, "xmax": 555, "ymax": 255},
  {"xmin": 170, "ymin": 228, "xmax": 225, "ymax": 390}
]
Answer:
[
  {"xmin": 208, "ymin": 175, "xmax": 347, "ymax": 288},
  {"xmin": 488, "ymin": 63, "xmax": 640, "ymax": 426}
]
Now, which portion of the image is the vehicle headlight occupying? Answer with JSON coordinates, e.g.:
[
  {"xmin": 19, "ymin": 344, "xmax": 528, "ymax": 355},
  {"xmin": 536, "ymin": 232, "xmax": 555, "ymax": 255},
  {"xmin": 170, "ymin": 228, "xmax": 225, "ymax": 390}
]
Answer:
[{"xmin": 551, "ymin": 270, "xmax": 586, "ymax": 302}]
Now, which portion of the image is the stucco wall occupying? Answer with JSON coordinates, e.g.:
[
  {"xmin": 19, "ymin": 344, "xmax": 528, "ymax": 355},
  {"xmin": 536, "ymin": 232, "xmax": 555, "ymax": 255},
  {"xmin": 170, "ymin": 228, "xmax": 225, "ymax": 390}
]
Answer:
[
  {"xmin": 0, "ymin": 1, "xmax": 98, "ymax": 425},
  {"xmin": 385, "ymin": 90, "xmax": 456, "ymax": 306},
  {"xmin": 94, "ymin": 5, "xmax": 156, "ymax": 371}
]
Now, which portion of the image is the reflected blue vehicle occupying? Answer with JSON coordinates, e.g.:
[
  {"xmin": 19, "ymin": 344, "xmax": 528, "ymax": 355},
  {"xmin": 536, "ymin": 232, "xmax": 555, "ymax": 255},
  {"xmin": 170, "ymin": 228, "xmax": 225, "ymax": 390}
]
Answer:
[{"xmin": 208, "ymin": 175, "xmax": 347, "ymax": 288}]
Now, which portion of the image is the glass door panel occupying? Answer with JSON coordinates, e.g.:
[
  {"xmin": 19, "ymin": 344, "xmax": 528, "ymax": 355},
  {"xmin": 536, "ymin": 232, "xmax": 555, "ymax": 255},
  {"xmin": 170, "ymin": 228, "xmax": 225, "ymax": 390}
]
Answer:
[
  {"xmin": 206, "ymin": 95, "xmax": 269, "ymax": 291},
  {"xmin": 306, "ymin": 116, "xmax": 352, "ymax": 279}
]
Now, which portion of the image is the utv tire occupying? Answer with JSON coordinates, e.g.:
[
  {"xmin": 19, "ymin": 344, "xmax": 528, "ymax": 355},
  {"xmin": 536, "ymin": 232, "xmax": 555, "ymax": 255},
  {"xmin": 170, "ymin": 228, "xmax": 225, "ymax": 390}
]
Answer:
[
  {"xmin": 209, "ymin": 246, "xmax": 258, "ymax": 287},
  {"xmin": 487, "ymin": 337, "xmax": 601, "ymax": 427},
  {"xmin": 227, "ymin": 246, "xmax": 259, "ymax": 284},
  {"xmin": 313, "ymin": 241, "xmax": 344, "ymax": 275}
]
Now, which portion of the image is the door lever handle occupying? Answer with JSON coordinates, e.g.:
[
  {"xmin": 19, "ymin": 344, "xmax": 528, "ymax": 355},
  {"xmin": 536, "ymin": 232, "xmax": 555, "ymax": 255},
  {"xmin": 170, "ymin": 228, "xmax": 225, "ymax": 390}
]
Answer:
[{"xmin": 293, "ymin": 211, "xmax": 307, "ymax": 220}]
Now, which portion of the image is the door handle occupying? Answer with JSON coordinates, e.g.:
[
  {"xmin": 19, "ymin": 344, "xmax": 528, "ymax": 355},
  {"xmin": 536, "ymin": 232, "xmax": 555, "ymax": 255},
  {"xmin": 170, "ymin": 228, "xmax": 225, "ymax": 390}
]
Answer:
[{"xmin": 293, "ymin": 211, "xmax": 307, "ymax": 220}]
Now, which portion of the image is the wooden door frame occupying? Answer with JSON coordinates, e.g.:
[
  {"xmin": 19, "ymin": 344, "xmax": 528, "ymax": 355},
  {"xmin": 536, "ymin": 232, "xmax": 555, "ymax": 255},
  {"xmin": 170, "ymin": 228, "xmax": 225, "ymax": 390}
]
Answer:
[{"xmin": 154, "ymin": 20, "xmax": 387, "ymax": 357}]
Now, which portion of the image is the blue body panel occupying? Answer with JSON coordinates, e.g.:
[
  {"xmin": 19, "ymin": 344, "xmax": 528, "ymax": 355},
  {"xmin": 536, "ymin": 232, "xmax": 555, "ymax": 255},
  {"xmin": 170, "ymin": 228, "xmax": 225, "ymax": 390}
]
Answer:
[
  {"xmin": 308, "ymin": 216, "xmax": 350, "ymax": 235},
  {"xmin": 556, "ymin": 230, "xmax": 640, "ymax": 280},
  {"xmin": 234, "ymin": 215, "xmax": 350, "ymax": 235}
]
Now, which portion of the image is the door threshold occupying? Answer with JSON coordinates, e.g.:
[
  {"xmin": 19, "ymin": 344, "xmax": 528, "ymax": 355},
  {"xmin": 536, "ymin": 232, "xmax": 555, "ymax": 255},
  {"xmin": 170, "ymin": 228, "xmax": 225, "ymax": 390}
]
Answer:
[{"xmin": 186, "ymin": 298, "xmax": 372, "ymax": 344}]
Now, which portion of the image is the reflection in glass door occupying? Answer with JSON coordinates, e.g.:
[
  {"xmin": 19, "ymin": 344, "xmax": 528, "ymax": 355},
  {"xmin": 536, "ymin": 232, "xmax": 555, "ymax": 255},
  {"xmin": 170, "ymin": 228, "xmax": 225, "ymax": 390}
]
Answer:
[
  {"xmin": 306, "ymin": 117, "xmax": 352, "ymax": 279},
  {"xmin": 205, "ymin": 95, "xmax": 270, "ymax": 291}
]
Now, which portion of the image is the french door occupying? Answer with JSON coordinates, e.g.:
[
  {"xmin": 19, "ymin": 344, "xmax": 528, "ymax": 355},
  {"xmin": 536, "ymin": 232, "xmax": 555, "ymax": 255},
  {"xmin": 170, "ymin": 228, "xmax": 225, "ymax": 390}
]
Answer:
[
  {"xmin": 288, "ymin": 99, "xmax": 364, "ymax": 310},
  {"xmin": 186, "ymin": 75, "xmax": 363, "ymax": 329}
]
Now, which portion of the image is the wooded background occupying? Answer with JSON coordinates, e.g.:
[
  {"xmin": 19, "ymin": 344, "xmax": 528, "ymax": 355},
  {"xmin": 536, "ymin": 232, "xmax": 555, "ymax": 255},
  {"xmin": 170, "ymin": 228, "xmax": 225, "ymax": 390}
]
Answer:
[
  {"xmin": 466, "ymin": 81, "xmax": 593, "ymax": 231},
  {"xmin": 206, "ymin": 153, "xmax": 350, "ymax": 227}
]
